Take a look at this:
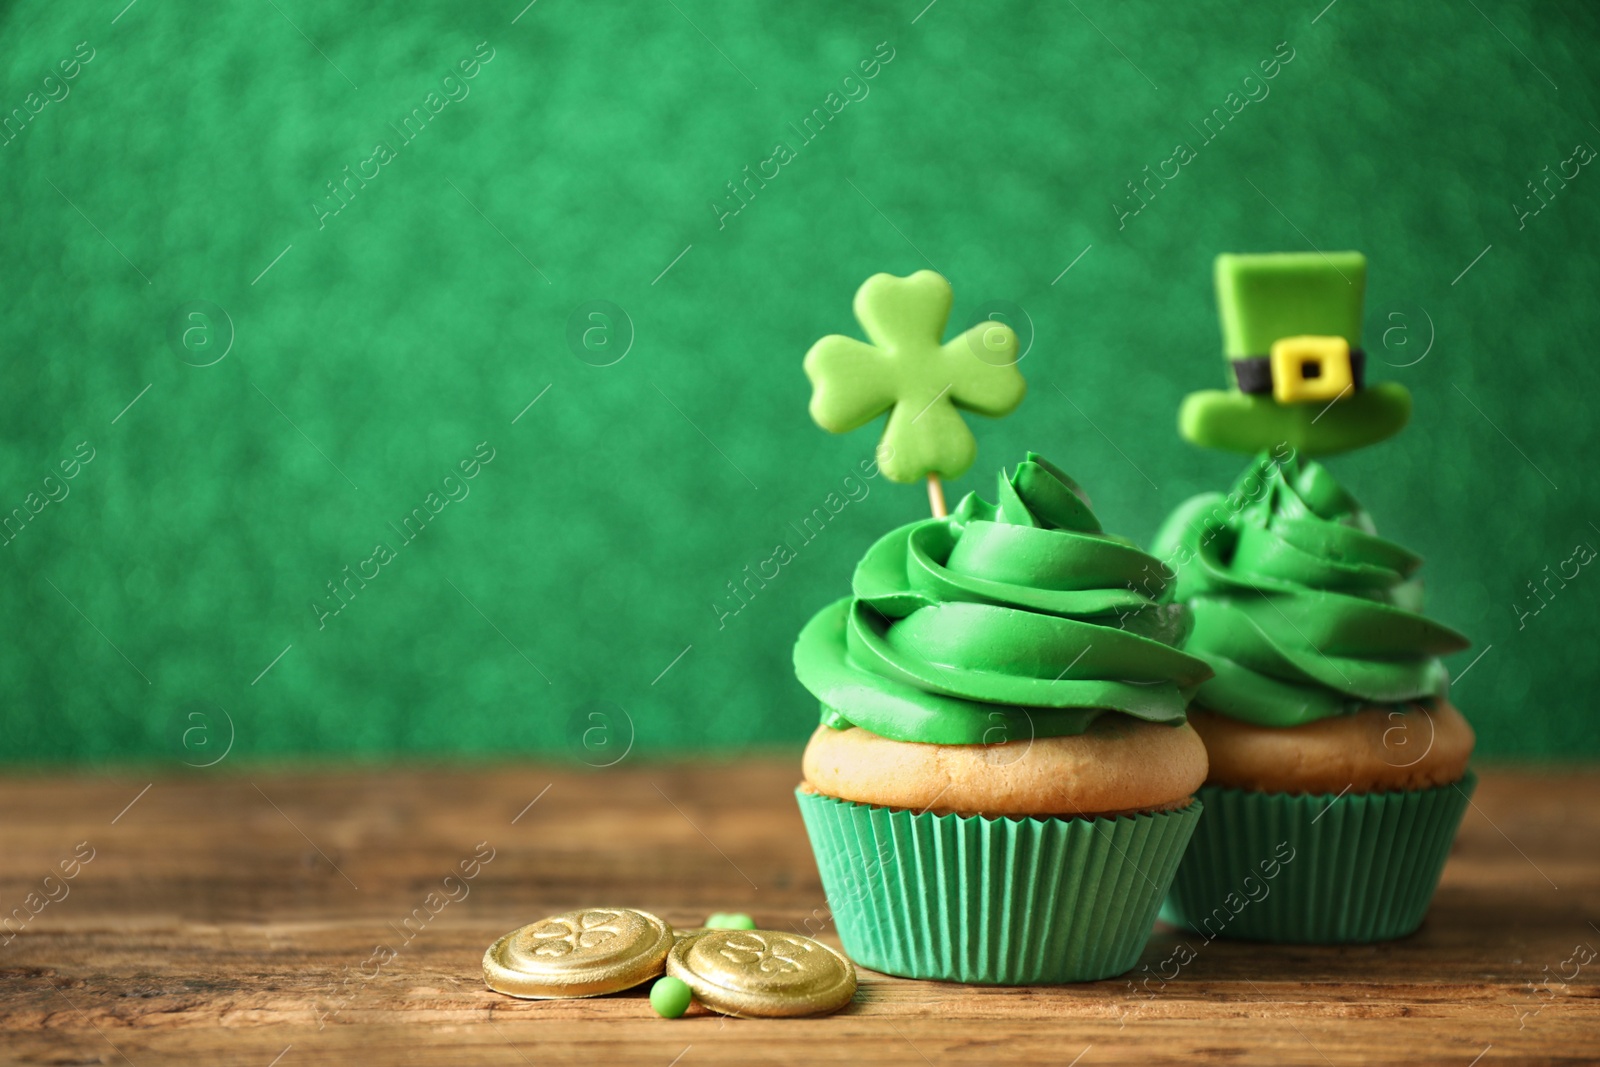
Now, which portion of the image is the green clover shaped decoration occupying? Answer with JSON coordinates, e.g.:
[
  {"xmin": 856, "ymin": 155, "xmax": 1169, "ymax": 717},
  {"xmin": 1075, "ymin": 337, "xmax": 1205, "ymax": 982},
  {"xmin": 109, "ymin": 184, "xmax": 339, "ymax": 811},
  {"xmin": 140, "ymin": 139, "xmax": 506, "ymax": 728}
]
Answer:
[{"xmin": 803, "ymin": 271, "xmax": 1026, "ymax": 489}]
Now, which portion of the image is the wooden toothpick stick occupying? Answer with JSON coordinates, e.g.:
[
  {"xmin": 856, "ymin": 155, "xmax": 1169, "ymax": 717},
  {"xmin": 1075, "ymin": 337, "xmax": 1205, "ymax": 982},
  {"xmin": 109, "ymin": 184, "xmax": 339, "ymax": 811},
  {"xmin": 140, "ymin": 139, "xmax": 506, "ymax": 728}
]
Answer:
[{"xmin": 927, "ymin": 474, "xmax": 947, "ymax": 519}]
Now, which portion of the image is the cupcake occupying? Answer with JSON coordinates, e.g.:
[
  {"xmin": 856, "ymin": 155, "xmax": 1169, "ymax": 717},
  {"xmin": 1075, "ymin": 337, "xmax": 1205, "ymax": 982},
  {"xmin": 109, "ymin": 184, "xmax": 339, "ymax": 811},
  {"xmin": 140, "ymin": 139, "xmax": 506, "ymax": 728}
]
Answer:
[
  {"xmin": 793, "ymin": 453, "xmax": 1214, "ymax": 983},
  {"xmin": 1156, "ymin": 251, "xmax": 1476, "ymax": 944}
]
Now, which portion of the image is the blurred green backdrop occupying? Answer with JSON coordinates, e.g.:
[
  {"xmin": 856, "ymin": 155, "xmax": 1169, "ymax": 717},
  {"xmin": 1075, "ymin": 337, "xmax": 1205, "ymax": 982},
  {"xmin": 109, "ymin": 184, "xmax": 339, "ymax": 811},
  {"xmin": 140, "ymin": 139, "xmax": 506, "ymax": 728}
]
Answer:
[{"xmin": 2, "ymin": 0, "xmax": 1596, "ymax": 765}]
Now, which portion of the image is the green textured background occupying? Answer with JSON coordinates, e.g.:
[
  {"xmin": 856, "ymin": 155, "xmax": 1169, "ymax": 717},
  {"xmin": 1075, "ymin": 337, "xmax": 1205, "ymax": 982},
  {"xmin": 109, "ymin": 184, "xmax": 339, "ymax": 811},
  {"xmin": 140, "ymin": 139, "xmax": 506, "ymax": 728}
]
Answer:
[{"xmin": 2, "ymin": 0, "xmax": 1596, "ymax": 766}]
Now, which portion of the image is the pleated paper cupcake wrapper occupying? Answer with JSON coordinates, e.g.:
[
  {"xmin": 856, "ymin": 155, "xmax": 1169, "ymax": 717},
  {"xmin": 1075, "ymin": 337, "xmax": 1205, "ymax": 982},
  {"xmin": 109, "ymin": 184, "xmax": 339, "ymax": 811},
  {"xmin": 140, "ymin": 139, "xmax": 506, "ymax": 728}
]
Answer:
[
  {"xmin": 796, "ymin": 789, "xmax": 1202, "ymax": 984},
  {"xmin": 1160, "ymin": 770, "xmax": 1475, "ymax": 945}
]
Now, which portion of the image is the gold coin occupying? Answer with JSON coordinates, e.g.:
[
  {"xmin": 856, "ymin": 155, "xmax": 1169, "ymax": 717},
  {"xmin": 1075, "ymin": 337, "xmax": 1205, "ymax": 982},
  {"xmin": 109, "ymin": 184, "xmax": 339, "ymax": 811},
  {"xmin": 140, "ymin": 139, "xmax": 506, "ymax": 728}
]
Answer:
[
  {"xmin": 483, "ymin": 907, "xmax": 673, "ymax": 999},
  {"xmin": 666, "ymin": 928, "xmax": 856, "ymax": 1018}
]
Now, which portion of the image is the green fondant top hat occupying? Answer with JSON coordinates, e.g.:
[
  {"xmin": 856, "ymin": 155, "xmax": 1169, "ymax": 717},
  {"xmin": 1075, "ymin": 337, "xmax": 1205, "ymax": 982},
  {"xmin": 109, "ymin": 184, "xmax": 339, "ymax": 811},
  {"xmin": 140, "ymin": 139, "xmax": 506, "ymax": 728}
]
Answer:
[{"xmin": 1178, "ymin": 251, "xmax": 1411, "ymax": 456}]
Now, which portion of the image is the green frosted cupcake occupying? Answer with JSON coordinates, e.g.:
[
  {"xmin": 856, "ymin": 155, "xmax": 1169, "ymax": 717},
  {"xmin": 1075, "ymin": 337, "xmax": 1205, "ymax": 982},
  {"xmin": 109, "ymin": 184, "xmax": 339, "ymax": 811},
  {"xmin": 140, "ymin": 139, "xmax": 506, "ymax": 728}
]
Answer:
[
  {"xmin": 1152, "ymin": 451, "xmax": 1475, "ymax": 944},
  {"xmin": 793, "ymin": 454, "xmax": 1213, "ymax": 983}
]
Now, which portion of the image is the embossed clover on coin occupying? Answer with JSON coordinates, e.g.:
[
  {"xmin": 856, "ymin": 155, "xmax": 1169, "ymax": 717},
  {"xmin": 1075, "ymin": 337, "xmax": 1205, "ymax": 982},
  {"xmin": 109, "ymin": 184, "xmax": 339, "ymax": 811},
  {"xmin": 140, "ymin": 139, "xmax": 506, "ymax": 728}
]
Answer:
[
  {"xmin": 804, "ymin": 270, "xmax": 1026, "ymax": 483},
  {"xmin": 530, "ymin": 908, "xmax": 626, "ymax": 957},
  {"xmin": 716, "ymin": 932, "xmax": 810, "ymax": 974}
]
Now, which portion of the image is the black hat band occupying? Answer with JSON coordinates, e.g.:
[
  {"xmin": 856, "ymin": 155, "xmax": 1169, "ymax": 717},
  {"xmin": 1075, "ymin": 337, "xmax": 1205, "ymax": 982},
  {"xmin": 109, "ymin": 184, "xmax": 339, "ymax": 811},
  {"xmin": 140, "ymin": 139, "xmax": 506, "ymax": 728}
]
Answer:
[{"xmin": 1231, "ymin": 349, "xmax": 1367, "ymax": 395}]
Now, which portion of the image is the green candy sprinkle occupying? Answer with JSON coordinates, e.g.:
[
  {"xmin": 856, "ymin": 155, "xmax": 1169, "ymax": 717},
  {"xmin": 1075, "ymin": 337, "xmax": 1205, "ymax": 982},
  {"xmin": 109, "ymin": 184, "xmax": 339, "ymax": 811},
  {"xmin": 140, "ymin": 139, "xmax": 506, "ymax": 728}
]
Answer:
[
  {"xmin": 703, "ymin": 912, "xmax": 755, "ymax": 930},
  {"xmin": 650, "ymin": 976, "xmax": 693, "ymax": 1018}
]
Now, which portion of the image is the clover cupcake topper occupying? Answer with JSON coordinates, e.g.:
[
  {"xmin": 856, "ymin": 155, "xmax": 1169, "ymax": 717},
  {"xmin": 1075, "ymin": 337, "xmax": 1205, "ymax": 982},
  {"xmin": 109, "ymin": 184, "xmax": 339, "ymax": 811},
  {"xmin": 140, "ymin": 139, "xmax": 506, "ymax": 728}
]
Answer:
[{"xmin": 803, "ymin": 270, "xmax": 1026, "ymax": 517}]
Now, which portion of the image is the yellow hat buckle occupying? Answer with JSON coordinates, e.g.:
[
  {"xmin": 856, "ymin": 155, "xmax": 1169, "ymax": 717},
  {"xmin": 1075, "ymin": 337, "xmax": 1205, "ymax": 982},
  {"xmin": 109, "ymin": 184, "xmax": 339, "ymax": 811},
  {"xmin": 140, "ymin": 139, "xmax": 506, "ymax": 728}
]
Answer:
[{"xmin": 1270, "ymin": 335, "xmax": 1354, "ymax": 404}]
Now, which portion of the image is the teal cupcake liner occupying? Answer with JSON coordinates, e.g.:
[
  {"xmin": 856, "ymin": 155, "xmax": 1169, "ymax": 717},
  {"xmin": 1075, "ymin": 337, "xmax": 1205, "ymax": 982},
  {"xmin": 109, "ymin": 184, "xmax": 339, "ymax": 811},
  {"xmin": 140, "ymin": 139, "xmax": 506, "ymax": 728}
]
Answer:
[
  {"xmin": 1160, "ymin": 770, "xmax": 1475, "ymax": 944},
  {"xmin": 796, "ymin": 789, "xmax": 1202, "ymax": 984}
]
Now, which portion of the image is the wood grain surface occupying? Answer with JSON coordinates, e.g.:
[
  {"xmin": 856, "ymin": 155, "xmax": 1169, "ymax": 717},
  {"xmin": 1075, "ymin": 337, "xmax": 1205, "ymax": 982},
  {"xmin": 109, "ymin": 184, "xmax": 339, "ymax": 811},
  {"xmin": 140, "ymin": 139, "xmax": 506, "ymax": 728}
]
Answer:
[{"xmin": 0, "ymin": 761, "xmax": 1596, "ymax": 1066}]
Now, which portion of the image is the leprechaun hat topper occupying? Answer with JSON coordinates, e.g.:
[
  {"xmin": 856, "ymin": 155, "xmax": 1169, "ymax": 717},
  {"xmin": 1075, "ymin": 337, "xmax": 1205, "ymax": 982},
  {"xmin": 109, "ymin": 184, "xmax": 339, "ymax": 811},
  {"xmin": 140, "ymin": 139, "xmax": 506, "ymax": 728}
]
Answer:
[{"xmin": 1178, "ymin": 251, "xmax": 1411, "ymax": 455}]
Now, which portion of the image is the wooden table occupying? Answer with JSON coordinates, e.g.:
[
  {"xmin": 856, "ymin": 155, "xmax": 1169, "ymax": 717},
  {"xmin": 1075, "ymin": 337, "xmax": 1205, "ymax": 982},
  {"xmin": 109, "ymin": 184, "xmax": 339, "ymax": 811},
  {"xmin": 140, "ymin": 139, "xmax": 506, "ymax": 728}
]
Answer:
[{"xmin": 1, "ymin": 761, "xmax": 1595, "ymax": 1065}]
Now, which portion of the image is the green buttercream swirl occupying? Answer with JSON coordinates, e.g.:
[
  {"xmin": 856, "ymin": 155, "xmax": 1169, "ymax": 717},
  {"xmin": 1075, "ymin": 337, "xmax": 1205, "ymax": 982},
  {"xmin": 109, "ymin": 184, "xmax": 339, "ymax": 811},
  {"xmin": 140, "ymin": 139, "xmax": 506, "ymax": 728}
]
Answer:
[
  {"xmin": 792, "ymin": 454, "xmax": 1213, "ymax": 744},
  {"xmin": 1150, "ymin": 451, "xmax": 1469, "ymax": 727}
]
